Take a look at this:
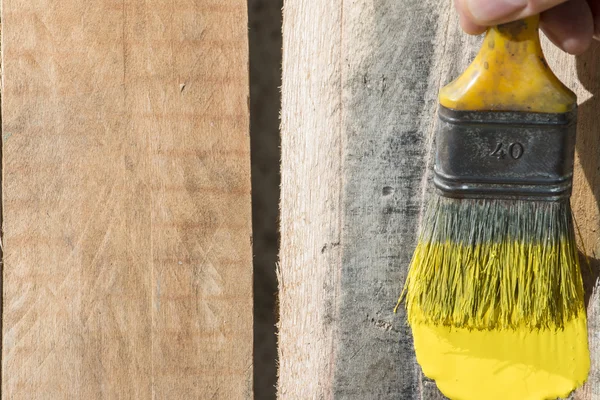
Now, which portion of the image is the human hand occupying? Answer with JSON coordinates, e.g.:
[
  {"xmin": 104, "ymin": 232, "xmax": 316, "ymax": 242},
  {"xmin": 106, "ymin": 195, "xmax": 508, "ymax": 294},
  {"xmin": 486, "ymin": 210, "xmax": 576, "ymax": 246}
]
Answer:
[{"xmin": 454, "ymin": 0, "xmax": 600, "ymax": 54}]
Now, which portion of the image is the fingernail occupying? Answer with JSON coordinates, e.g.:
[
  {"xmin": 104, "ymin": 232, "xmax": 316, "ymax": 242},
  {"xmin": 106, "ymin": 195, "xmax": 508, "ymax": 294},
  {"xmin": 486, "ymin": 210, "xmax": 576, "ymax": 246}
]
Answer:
[
  {"xmin": 561, "ymin": 37, "xmax": 589, "ymax": 56},
  {"xmin": 467, "ymin": 0, "xmax": 528, "ymax": 23}
]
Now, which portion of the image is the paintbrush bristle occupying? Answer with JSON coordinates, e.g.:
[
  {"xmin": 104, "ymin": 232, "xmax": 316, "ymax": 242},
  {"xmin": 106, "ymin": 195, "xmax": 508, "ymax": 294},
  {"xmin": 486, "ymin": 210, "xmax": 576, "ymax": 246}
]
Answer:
[{"xmin": 402, "ymin": 196, "xmax": 585, "ymax": 330}]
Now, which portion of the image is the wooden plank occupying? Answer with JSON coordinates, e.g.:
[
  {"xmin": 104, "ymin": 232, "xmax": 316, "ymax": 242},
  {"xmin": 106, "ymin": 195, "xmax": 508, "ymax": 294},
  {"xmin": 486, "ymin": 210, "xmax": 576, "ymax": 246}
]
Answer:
[
  {"xmin": 555, "ymin": 40, "xmax": 600, "ymax": 400},
  {"xmin": 279, "ymin": 0, "xmax": 449, "ymax": 397},
  {"xmin": 279, "ymin": 1, "xmax": 600, "ymax": 398},
  {"xmin": 332, "ymin": 1, "xmax": 451, "ymax": 398},
  {"xmin": 278, "ymin": 1, "xmax": 344, "ymax": 398},
  {"xmin": 1, "ymin": 0, "xmax": 253, "ymax": 398}
]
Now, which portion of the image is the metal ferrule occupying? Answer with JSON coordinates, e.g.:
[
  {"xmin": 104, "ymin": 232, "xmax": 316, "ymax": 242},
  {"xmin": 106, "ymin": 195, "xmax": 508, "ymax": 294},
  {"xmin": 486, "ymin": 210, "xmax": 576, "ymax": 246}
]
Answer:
[{"xmin": 434, "ymin": 106, "xmax": 577, "ymax": 201}]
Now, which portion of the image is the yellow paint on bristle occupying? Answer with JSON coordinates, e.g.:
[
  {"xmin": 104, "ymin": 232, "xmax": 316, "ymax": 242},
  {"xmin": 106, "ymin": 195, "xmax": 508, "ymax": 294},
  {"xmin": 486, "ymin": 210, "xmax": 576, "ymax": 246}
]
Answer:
[
  {"xmin": 403, "ymin": 198, "xmax": 586, "ymax": 331},
  {"xmin": 405, "ymin": 237, "xmax": 584, "ymax": 330},
  {"xmin": 439, "ymin": 16, "xmax": 576, "ymax": 113},
  {"xmin": 412, "ymin": 311, "xmax": 590, "ymax": 400}
]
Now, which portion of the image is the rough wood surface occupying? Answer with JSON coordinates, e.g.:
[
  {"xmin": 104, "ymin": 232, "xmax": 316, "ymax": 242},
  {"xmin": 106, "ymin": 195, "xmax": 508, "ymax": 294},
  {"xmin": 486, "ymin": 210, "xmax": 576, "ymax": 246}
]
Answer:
[
  {"xmin": 278, "ymin": 2, "xmax": 344, "ymax": 398},
  {"xmin": 2, "ymin": 0, "xmax": 253, "ymax": 398},
  {"xmin": 559, "ymin": 39, "xmax": 600, "ymax": 400},
  {"xmin": 279, "ymin": 1, "xmax": 600, "ymax": 399}
]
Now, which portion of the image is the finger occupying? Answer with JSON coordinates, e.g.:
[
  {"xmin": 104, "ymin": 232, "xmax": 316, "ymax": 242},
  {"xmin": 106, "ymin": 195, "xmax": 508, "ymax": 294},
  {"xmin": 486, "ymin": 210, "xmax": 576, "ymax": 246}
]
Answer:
[
  {"xmin": 541, "ymin": 0, "xmax": 594, "ymax": 54},
  {"xmin": 587, "ymin": 0, "xmax": 600, "ymax": 39},
  {"xmin": 455, "ymin": 0, "xmax": 487, "ymax": 34},
  {"xmin": 461, "ymin": 0, "xmax": 569, "ymax": 25}
]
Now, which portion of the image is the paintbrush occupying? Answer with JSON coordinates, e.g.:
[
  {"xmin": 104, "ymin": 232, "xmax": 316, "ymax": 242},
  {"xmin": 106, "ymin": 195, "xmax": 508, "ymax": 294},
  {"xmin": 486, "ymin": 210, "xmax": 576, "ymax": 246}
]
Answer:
[
  {"xmin": 398, "ymin": 16, "xmax": 590, "ymax": 400},
  {"xmin": 400, "ymin": 16, "xmax": 585, "ymax": 331}
]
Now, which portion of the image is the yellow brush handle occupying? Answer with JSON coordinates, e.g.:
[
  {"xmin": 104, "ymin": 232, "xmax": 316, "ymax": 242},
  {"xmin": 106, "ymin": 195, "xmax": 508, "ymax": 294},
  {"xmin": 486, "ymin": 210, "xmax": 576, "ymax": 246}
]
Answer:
[{"xmin": 439, "ymin": 16, "xmax": 576, "ymax": 113}]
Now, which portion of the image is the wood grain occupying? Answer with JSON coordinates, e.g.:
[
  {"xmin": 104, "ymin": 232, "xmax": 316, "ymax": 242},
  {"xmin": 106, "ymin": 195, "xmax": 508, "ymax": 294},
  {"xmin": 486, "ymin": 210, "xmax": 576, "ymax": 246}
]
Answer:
[
  {"xmin": 2, "ymin": 0, "xmax": 252, "ymax": 398},
  {"xmin": 279, "ymin": 1, "xmax": 600, "ymax": 399},
  {"xmin": 279, "ymin": 0, "xmax": 448, "ymax": 397},
  {"xmin": 278, "ymin": 1, "xmax": 344, "ymax": 398},
  {"xmin": 551, "ymin": 40, "xmax": 600, "ymax": 400}
]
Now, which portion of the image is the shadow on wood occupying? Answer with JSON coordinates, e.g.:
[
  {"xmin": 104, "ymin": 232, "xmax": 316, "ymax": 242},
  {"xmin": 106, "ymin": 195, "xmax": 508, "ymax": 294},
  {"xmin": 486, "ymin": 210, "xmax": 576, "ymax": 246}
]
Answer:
[
  {"xmin": 573, "ymin": 41, "xmax": 600, "ymax": 400},
  {"xmin": 580, "ymin": 251, "xmax": 600, "ymax": 311},
  {"xmin": 575, "ymin": 41, "xmax": 600, "ymax": 311}
]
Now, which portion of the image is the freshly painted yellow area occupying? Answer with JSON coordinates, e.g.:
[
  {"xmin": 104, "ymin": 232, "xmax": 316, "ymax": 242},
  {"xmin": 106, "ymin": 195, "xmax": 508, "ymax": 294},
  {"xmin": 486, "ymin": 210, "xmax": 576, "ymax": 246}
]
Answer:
[
  {"xmin": 412, "ymin": 312, "xmax": 590, "ymax": 400},
  {"xmin": 439, "ymin": 16, "xmax": 576, "ymax": 112}
]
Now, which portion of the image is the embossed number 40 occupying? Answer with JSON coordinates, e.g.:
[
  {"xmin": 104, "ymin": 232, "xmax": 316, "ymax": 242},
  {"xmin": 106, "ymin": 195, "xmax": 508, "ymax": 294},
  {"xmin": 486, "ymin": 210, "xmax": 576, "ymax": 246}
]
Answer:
[{"xmin": 490, "ymin": 142, "xmax": 524, "ymax": 160}]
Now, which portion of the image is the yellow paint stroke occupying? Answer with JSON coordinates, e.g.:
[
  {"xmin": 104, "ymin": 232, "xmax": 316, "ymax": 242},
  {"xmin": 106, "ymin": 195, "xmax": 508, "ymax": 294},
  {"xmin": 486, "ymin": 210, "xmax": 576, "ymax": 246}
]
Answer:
[{"xmin": 413, "ymin": 313, "xmax": 590, "ymax": 400}]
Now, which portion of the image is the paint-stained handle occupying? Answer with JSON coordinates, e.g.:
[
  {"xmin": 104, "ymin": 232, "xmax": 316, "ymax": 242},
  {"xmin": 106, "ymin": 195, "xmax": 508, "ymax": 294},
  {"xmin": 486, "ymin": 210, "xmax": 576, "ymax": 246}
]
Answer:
[{"xmin": 439, "ymin": 16, "xmax": 576, "ymax": 113}]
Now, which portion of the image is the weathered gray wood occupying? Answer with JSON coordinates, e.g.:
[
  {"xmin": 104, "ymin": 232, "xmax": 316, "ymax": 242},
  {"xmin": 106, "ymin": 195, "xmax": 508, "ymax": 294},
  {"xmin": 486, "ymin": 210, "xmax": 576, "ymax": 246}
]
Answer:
[
  {"xmin": 334, "ymin": 1, "xmax": 453, "ymax": 398},
  {"xmin": 279, "ymin": 1, "xmax": 600, "ymax": 398}
]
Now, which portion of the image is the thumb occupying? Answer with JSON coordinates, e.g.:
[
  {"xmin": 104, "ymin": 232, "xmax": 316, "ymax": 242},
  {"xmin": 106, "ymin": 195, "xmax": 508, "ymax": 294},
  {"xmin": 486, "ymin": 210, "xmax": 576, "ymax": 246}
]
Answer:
[{"xmin": 458, "ymin": 0, "xmax": 570, "ymax": 25}]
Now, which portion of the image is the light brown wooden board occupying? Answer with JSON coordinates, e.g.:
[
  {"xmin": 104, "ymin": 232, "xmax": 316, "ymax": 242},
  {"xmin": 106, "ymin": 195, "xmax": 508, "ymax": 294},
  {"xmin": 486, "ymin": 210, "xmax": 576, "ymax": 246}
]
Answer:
[
  {"xmin": 560, "ymin": 39, "xmax": 600, "ymax": 400},
  {"xmin": 279, "ymin": 1, "xmax": 599, "ymax": 398},
  {"xmin": 1, "ymin": 0, "xmax": 253, "ymax": 398}
]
